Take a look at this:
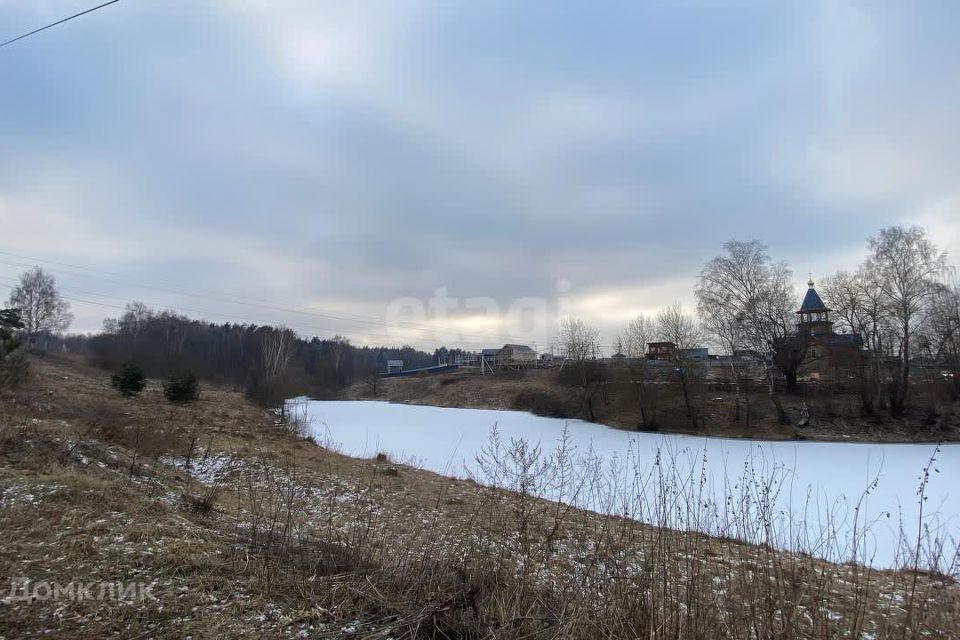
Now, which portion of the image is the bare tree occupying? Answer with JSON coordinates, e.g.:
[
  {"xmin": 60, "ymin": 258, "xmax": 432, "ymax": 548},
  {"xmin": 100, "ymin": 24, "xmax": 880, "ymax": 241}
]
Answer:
[
  {"xmin": 262, "ymin": 328, "xmax": 295, "ymax": 383},
  {"xmin": 865, "ymin": 226, "xmax": 947, "ymax": 413},
  {"xmin": 696, "ymin": 240, "xmax": 799, "ymax": 423},
  {"xmin": 256, "ymin": 327, "xmax": 297, "ymax": 406},
  {"xmin": 820, "ymin": 269, "xmax": 892, "ymax": 413},
  {"xmin": 559, "ymin": 317, "xmax": 599, "ymax": 363},
  {"xmin": 330, "ymin": 334, "xmax": 350, "ymax": 375},
  {"xmin": 927, "ymin": 272, "xmax": 960, "ymax": 399},
  {"xmin": 619, "ymin": 314, "xmax": 658, "ymax": 429},
  {"xmin": 619, "ymin": 314, "xmax": 654, "ymax": 360},
  {"xmin": 695, "ymin": 258, "xmax": 754, "ymax": 425},
  {"xmin": 363, "ymin": 368, "xmax": 382, "ymax": 397},
  {"xmin": 655, "ymin": 302, "xmax": 706, "ymax": 429},
  {"xmin": 118, "ymin": 301, "xmax": 154, "ymax": 339},
  {"xmin": 558, "ymin": 317, "xmax": 604, "ymax": 421},
  {"xmin": 157, "ymin": 310, "xmax": 188, "ymax": 355},
  {"xmin": 8, "ymin": 266, "xmax": 73, "ymax": 346}
]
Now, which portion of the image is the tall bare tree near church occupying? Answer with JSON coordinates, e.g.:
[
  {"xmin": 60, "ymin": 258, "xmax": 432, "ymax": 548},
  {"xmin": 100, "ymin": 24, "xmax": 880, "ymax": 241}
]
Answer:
[
  {"xmin": 819, "ymin": 269, "xmax": 892, "ymax": 414},
  {"xmin": 694, "ymin": 256, "xmax": 753, "ymax": 424},
  {"xmin": 927, "ymin": 274, "xmax": 960, "ymax": 400},
  {"xmin": 8, "ymin": 267, "xmax": 73, "ymax": 346},
  {"xmin": 865, "ymin": 226, "xmax": 946, "ymax": 413},
  {"xmin": 696, "ymin": 240, "xmax": 798, "ymax": 423}
]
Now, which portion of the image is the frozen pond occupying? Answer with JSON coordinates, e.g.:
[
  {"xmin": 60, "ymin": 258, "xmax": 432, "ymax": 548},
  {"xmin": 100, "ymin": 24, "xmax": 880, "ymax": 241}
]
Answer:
[{"xmin": 295, "ymin": 399, "xmax": 959, "ymax": 570}]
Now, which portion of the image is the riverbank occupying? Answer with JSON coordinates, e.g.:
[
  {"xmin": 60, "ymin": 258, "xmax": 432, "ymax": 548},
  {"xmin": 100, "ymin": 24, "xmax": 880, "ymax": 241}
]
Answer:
[
  {"xmin": 344, "ymin": 367, "xmax": 960, "ymax": 443},
  {"xmin": 297, "ymin": 398, "xmax": 960, "ymax": 571},
  {"xmin": 2, "ymin": 355, "xmax": 958, "ymax": 638}
]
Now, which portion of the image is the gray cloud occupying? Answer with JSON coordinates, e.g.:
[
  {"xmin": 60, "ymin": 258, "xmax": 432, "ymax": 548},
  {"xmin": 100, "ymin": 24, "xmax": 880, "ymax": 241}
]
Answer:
[{"xmin": 1, "ymin": 1, "xmax": 958, "ymax": 348}]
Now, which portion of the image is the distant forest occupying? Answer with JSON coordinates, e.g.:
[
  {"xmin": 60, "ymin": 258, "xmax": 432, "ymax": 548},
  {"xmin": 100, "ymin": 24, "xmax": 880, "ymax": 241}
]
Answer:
[{"xmin": 60, "ymin": 302, "xmax": 466, "ymax": 405}]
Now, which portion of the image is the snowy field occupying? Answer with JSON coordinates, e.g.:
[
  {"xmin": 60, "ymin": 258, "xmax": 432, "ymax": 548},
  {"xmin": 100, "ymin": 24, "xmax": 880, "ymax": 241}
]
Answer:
[{"xmin": 294, "ymin": 399, "xmax": 959, "ymax": 570}]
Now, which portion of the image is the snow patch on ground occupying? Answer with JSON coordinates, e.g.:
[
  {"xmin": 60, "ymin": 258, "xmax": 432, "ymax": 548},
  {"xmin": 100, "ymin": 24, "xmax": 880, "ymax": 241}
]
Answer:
[
  {"xmin": 0, "ymin": 482, "xmax": 66, "ymax": 508},
  {"xmin": 158, "ymin": 454, "xmax": 238, "ymax": 484}
]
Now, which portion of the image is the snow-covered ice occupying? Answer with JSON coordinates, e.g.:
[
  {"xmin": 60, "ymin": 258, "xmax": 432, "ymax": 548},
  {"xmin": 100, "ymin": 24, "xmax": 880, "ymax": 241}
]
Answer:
[{"xmin": 296, "ymin": 400, "xmax": 959, "ymax": 569}]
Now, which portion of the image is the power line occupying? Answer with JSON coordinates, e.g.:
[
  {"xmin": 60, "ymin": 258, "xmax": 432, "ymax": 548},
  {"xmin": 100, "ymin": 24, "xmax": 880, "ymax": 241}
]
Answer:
[
  {"xmin": 0, "ymin": 282, "xmax": 451, "ymax": 349},
  {"xmin": 0, "ymin": 267, "xmax": 548, "ymax": 348},
  {"xmin": 0, "ymin": 255, "xmax": 526, "ymax": 344},
  {"xmin": 1, "ymin": 282, "xmax": 627, "ymax": 364},
  {"xmin": 0, "ymin": 276, "xmax": 458, "ymax": 346},
  {"xmin": 0, "ymin": 252, "xmax": 629, "ymax": 352},
  {"xmin": 0, "ymin": 276, "xmax": 611, "ymax": 355},
  {"xmin": 1, "ymin": 0, "xmax": 121, "ymax": 49},
  {"xmin": 0, "ymin": 251, "xmax": 474, "ymax": 336},
  {"xmin": 0, "ymin": 251, "xmax": 542, "ymax": 344}
]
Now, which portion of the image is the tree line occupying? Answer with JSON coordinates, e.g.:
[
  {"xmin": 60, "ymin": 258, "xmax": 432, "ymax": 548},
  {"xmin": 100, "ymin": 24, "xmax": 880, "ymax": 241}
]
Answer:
[
  {"xmin": 556, "ymin": 225, "xmax": 958, "ymax": 429},
  {"xmin": 87, "ymin": 304, "xmax": 439, "ymax": 405},
  {"xmin": 3, "ymin": 224, "xmax": 958, "ymax": 426},
  {"xmin": 0, "ymin": 270, "xmax": 440, "ymax": 405}
]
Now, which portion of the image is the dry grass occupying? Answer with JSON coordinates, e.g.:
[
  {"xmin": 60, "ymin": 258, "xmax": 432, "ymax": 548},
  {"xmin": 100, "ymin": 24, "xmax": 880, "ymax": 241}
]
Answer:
[{"xmin": 0, "ymin": 355, "xmax": 957, "ymax": 638}]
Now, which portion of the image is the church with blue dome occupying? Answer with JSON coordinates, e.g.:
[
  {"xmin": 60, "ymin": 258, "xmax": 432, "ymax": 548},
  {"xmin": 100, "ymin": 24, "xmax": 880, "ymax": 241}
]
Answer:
[{"xmin": 796, "ymin": 279, "xmax": 862, "ymax": 381}]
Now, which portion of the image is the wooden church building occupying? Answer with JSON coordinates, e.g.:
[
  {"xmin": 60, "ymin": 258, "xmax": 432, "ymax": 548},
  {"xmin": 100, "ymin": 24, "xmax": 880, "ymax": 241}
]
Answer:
[{"xmin": 796, "ymin": 278, "xmax": 862, "ymax": 380}]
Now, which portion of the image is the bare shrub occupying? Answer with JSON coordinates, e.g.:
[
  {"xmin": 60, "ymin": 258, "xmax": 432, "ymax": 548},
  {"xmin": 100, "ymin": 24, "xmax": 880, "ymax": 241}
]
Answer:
[
  {"xmin": 219, "ymin": 426, "xmax": 959, "ymax": 639},
  {"xmin": 278, "ymin": 397, "xmax": 310, "ymax": 437},
  {"xmin": 180, "ymin": 486, "xmax": 219, "ymax": 515},
  {"xmin": 512, "ymin": 390, "xmax": 571, "ymax": 418},
  {"xmin": 497, "ymin": 367, "xmax": 526, "ymax": 380}
]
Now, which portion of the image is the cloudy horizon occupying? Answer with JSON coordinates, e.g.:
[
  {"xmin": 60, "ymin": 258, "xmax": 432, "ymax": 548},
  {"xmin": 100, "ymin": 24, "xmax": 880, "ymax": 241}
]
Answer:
[{"xmin": 2, "ymin": 1, "xmax": 958, "ymax": 351}]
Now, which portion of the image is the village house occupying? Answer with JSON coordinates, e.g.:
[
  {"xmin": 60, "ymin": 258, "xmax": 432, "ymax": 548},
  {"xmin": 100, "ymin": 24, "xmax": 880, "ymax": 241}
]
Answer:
[
  {"xmin": 646, "ymin": 341, "xmax": 676, "ymax": 361},
  {"xmin": 646, "ymin": 342, "xmax": 710, "ymax": 361},
  {"xmin": 480, "ymin": 348, "xmax": 499, "ymax": 365},
  {"xmin": 498, "ymin": 343, "xmax": 537, "ymax": 364}
]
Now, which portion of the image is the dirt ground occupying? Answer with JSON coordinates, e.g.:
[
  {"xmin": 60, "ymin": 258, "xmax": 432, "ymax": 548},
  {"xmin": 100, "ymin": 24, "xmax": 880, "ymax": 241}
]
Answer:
[
  {"xmin": 1, "ymin": 355, "xmax": 958, "ymax": 638},
  {"xmin": 345, "ymin": 366, "xmax": 960, "ymax": 443}
]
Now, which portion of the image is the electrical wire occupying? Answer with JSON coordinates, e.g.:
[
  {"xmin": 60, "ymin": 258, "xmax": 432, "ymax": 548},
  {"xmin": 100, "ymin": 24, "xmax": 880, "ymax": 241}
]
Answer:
[
  {"xmin": 1, "ymin": 0, "xmax": 121, "ymax": 49},
  {"xmin": 0, "ymin": 276, "xmax": 472, "ymax": 347},
  {"xmin": 0, "ymin": 250, "xmax": 548, "ymax": 344}
]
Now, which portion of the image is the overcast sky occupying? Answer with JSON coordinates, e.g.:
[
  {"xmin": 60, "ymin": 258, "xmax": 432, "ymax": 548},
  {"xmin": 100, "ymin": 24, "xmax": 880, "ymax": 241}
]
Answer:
[{"xmin": 1, "ymin": 1, "xmax": 958, "ymax": 351}]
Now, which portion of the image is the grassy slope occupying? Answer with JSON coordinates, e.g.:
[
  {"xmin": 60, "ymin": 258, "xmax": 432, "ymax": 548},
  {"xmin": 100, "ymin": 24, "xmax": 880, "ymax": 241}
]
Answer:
[
  {"xmin": 0, "ymin": 355, "xmax": 957, "ymax": 638},
  {"xmin": 346, "ymin": 367, "xmax": 960, "ymax": 442}
]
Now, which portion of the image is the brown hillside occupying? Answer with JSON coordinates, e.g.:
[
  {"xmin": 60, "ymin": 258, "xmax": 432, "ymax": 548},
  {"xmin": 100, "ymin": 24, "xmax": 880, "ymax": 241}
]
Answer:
[{"xmin": 1, "ymin": 355, "xmax": 957, "ymax": 638}]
